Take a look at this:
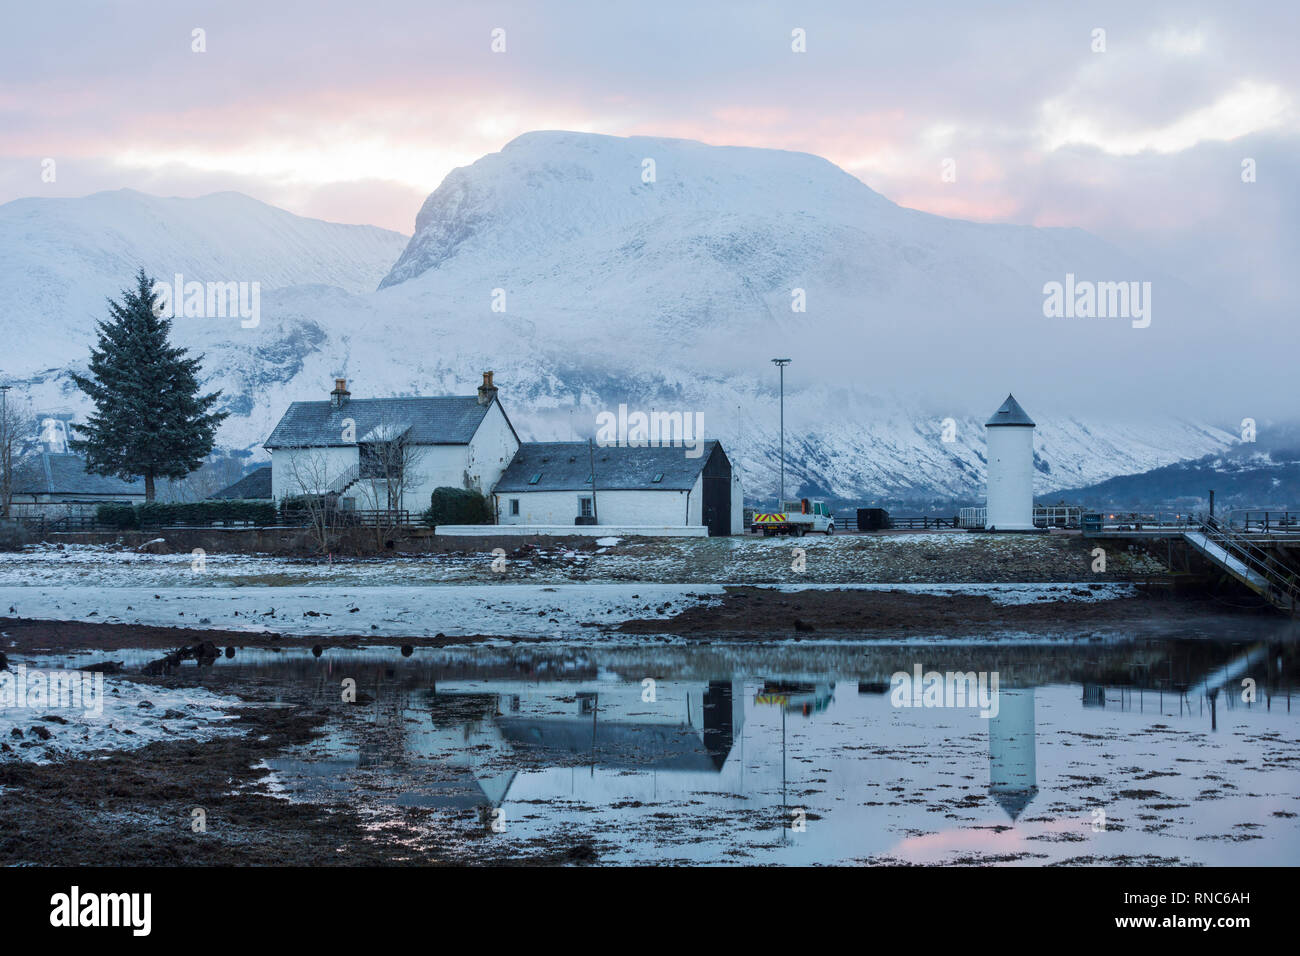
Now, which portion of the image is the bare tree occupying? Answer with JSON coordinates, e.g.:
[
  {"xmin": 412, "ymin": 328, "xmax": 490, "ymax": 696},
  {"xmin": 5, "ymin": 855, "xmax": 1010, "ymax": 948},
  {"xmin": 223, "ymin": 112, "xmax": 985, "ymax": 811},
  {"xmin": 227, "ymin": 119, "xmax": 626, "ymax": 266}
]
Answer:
[
  {"xmin": 282, "ymin": 450, "xmax": 347, "ymax": 554},
  {"xmin": 162, "ymin": 453, "xmax": 247, "ymax": 502},
  {"xmin": 352, "ymin": 417, "xmax": 425, "ymax": 548},
  {"xmin": 0, "ymin": 387, "xmax": 35, "ymax": 518}
]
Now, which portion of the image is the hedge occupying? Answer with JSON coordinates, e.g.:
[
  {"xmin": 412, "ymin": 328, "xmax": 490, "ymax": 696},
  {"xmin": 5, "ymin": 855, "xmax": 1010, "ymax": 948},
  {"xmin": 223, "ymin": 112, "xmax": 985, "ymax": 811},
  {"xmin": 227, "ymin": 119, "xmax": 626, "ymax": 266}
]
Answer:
[
  {"xmin": 96, "ymin": 500, "xmax": 277, "ymax": 528},
  {"xmin": 422, "ymin": 487, "xmax": 492, "ymax": 527}
]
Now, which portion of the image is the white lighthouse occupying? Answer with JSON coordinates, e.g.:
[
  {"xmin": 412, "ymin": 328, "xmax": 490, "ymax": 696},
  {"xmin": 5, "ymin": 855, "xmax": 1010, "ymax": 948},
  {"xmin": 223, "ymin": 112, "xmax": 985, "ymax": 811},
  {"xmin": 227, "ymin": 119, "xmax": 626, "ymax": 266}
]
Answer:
[{"xmin": 984, "ymin": 394, "xmax": 1035, "ymax": 531}]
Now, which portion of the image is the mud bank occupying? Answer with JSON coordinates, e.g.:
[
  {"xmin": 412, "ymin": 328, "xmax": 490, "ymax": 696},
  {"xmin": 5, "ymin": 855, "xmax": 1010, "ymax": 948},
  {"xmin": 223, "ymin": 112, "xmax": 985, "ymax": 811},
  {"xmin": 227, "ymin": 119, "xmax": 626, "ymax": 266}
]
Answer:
[
  {"xmin": 0, "ymin": 617, "xmax": 533, "ymax": 654},
  {"xmin": 0, "ymin": 670, "xmax": 588, "ymax": 866},
  {"xmin": 617, "ymin": 586, "xmax": 1271, "ymax": 639}
]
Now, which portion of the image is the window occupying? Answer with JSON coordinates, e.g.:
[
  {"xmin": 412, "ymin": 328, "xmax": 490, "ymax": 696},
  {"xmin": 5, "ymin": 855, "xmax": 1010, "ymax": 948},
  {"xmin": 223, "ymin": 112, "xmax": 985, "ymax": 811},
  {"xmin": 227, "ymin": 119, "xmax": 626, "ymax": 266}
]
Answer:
[
  {"xmin": 578, "ymin": 497, "xmax": 593, "ymax": 517},
  {"xmin": 528, "ymin": 472, "xmax": 542, "ymax": 485},
  {"xmin": 509, "ymin": 498, "xmax": 520, "ymax": 516},
  {"xmin": 651, "ymin": 473, "xmax": 664, "ymax": 483},
  {"xmin": 584, "ymin": 474, "xmax": 593, "ymax": 484}
]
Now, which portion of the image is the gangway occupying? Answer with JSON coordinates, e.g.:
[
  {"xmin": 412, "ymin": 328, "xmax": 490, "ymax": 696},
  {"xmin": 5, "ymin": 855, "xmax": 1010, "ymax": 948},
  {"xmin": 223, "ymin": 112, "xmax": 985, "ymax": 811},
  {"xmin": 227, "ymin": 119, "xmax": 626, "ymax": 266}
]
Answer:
[{"xmin": 1184, "ymin": 519, "xmax": 1300, "ymax": 615}]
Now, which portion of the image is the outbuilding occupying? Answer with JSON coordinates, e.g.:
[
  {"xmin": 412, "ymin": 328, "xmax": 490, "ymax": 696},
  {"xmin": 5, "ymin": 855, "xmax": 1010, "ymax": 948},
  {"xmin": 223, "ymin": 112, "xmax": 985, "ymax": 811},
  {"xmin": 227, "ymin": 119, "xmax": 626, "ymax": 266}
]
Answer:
[{"xmin": 493, "ymin": 441, "xmax": 743, "ymax": 535}]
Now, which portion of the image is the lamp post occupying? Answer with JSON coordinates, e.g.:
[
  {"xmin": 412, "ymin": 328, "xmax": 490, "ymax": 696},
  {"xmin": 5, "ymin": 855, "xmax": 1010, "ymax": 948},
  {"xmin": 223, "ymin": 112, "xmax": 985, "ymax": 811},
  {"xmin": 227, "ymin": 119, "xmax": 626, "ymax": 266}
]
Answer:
[
  {"xmin": 0, "ymin": 384, "xmax": 10, "ymax": 518},
  {"xmin": 771, "ymin": 359, "xmax": 791, "ymax": 505}
]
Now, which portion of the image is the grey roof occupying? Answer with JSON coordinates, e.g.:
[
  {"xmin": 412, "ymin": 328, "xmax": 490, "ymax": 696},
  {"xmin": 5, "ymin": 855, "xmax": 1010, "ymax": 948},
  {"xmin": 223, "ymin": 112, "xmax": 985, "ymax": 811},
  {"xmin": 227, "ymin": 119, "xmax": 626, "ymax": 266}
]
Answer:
[
  {"xmin": 209, "ymin": 466, "xmax": 272, "ymax": 500},
  {"xmin": 985, "ymin": 394, "xmax": 1035, "ymax": 427},
  {"xmin": 11, "ymin": 453, "xmax": 146, "ymax": 498},
  {"xmin": 494, "ymin": 441, "xmax": 720, "ymax": 493},
  {"xmin": 265, "ymin": 396, "xmax": 494, "ymax": 448}
]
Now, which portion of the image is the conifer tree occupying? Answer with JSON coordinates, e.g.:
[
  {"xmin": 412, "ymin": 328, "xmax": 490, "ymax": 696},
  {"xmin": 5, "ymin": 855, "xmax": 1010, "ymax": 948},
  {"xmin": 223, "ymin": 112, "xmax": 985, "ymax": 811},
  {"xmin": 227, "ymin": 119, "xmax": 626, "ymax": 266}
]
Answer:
[{"xmin": 70, "ymin": 269, "xmax": 228, "ymax": 500}]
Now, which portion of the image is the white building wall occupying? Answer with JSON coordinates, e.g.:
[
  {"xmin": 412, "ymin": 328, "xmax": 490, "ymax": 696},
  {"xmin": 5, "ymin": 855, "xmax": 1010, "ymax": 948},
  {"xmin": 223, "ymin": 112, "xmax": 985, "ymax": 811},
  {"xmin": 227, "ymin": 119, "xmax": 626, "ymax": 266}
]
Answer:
[
  {"xmin": 687, "ymin": 473, "xmax": 703, "ymax": 526},
  {"xmin": 465, "ymin": 401, "xmax": 520, "ymax": 493},
  {"xmin": 399, "ymin": 445, "xmax": 473, "ymax": 513},
  {"xmin": 496, "ymin": 488, "xmax": 693, "ymax": 527},
  {"xmin": 731, "ymin": 471, "xmax": 744, "ymax": 534},
  {"xmin": 270, "ymin": 445, "xmax": 359, "ymax": 501},
  {"xmin": 984, "ymin": 425, "xmax": 1035, "ymax": 530},
  {"xmin": 398, "ymin": 401, "xmax": 518, "ymax": 513}
]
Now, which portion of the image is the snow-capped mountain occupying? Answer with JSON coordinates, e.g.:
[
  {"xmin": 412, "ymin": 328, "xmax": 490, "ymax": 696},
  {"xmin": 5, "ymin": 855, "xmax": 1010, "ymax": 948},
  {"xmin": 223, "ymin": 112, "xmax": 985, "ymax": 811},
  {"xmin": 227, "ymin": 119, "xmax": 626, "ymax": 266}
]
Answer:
[
  {"xmin": 0, "ymin": 188, "xmax": 407, "ymax": 367},
  {"xmin": 0, "ymin": 132, "xmax": 1244, "ymax": 501}
]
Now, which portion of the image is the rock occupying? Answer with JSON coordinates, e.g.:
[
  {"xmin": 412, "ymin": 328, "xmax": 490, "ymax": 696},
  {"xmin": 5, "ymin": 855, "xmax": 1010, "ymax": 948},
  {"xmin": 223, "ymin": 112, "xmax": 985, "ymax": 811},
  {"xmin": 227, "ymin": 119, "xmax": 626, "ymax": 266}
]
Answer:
[
  {"xmin": 137, "ymin": 700, "xmax": 155, "ymax": 710},
  {"xmin": 137, "ymin": 538, "xmax": 169, "ymax": 554},
  {"xmin": 39, "ymin": 715, "xmax": 68, "ymax": 724},
  {"xmin": 10, "ymin": 727, "xmax": 22, "ymax": 739},
  {"xmin": 565, "ymin": 841, "xmax": 598, "ymax": 863},
  {"xmin": 29, "ymin": 725, "xmax": 52, "ymax": 741},
  {"xmin": 83, "ymin": 660, "xmax": 124, "ymax": 674},
  {"xmin": 161, "ymin": 709, "xmax": 187, "ymax": 720}
]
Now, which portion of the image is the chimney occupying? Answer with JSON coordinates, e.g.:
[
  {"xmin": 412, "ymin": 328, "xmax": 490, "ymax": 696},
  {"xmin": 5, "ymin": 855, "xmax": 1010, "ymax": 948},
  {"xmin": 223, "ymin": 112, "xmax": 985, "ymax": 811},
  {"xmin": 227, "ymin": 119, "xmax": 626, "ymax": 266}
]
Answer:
[
  {"xmin": 330, "ymin": 378, "xmax": 350, "ymax": 409},
  {"xmin": 477, "ymin": 370, "xmax": 498, "ymax": 406}
]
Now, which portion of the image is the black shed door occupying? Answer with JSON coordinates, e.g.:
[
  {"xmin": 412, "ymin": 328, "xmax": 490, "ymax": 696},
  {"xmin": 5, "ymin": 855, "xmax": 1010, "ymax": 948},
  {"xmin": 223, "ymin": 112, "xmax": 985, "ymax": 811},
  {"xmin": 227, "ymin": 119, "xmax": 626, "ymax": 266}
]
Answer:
[{"xmin": 700, "ymin": 445, "xmax": 732, "ymax": 536}]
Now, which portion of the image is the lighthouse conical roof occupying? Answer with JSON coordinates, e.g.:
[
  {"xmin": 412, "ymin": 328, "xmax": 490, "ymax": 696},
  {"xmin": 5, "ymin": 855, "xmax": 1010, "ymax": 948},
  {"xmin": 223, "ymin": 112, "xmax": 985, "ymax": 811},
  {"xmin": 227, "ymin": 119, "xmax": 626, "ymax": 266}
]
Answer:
[
  {"xmin": 991, "ymin": 785, "xmax": 1039, "ymax": 820},
  {"xmin": 985, "ymin": 394, "xmax": 1035, "ymax": 427}
]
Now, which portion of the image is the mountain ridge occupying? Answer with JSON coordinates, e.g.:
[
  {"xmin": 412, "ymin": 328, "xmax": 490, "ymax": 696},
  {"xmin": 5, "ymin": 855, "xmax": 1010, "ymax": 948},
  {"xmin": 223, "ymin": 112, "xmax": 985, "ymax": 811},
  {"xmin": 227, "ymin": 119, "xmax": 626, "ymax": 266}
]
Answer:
[{"xmin": 0, "ymin": 131, "xmax": 1253, "ymax": 501}]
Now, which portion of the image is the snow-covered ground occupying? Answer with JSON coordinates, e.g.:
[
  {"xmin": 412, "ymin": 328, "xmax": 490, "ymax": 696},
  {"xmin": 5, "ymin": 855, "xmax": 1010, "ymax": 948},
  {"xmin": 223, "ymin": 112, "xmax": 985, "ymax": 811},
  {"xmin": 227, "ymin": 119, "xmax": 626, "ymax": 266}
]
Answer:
[
  {"xmin": 0, "ymin": 535, "xmax": 1163, "ymax": 589},
  {"xmin": 0, "ymin": 660, "xmax": 244, "ymax": 764},
  {"xmin": 0, "ymin": 580, "xmax": 1137, "ymax": 640}
]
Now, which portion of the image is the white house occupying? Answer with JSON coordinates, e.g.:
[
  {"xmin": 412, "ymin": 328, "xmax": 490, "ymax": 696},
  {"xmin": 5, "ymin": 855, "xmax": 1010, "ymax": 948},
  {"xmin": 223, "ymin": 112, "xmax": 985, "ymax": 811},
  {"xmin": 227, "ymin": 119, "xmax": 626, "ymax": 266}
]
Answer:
[
  {"xmin": 492, "ymin": 440, "xmax": 744, "ymax": 535},
  {"xmin": 265, "ymin": 373, "xmax": 520, "ymax": 512}
]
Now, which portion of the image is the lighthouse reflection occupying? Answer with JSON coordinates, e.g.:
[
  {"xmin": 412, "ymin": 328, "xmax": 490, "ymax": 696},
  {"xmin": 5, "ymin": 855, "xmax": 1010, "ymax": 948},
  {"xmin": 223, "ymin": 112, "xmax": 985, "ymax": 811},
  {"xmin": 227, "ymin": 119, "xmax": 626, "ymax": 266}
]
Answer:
[{"xmin": 988, "ymin": 688, "xmax": 1038, "ymax": 821}]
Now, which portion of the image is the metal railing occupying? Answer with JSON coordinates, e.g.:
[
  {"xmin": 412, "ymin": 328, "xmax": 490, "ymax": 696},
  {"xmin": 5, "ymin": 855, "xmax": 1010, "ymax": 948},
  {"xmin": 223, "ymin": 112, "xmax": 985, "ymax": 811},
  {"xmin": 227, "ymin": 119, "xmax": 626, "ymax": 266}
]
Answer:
[
  {"xmin": 1219, "ymin": 509, "xmax": 1300, "ymax": 532},
  {"xmin": 1193, "ymin": 517, "xmax": 1300, "ymax": 613}
]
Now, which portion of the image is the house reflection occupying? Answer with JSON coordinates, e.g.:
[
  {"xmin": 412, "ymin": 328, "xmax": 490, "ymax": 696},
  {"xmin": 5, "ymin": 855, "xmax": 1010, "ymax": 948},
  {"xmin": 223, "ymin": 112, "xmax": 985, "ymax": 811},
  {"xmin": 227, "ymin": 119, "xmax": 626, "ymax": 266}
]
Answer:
[{"xmin": 401, "ymin": 678, "xmax": 748, "ymax": 807}]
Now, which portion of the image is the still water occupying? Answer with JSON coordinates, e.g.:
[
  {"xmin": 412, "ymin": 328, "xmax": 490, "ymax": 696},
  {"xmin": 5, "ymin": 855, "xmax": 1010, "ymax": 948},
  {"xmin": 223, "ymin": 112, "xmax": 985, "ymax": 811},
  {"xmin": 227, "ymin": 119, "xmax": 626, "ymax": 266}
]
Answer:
[{"xmin": 126, "ymin": 628, "xmax": 1300, "ymax": 864}]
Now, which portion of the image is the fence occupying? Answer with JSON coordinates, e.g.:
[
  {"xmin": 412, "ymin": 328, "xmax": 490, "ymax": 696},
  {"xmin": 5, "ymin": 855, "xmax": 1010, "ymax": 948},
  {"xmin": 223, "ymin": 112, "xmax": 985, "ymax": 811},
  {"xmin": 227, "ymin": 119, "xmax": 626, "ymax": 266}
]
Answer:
[
  {"xmin": 12, "ymin": 509, "xmax": 414, "ymax": 536},
  {"xmin": 1220, "ymin": 510, "xmax": 1300, "ymax": 532},
  {"xmin": 958, "ymin": 506, "xmax": 1086, "ymax": 529}
]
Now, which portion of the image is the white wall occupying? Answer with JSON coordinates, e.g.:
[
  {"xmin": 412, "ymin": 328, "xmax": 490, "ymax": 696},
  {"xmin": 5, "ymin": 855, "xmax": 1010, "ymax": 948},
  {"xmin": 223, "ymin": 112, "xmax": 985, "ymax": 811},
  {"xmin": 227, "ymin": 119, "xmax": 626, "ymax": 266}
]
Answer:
[
  {"xmin": 271, "ymin": 445, "xmax": 359, "ymax": 501},
  {"xmin": 731, "ymin": 471, "xmax": 744, "ymax": 534},
  {"xmin": 496, "ymin": 488, "xmax": 693, "ymax": 527},
  {"xmin": 465, "ymin": 401, "xmax": 520, "ymax": 493},
  {"xmin": 496, "ymin": 466, "xmax": 743, "ymax": 535},
  {"xmin": 985, "ymin": 425, "xmax": 1035, "ymax": 530},
  {"xmin": 398, "ymin": 400, "xmax": 518, "ymax": 513}
]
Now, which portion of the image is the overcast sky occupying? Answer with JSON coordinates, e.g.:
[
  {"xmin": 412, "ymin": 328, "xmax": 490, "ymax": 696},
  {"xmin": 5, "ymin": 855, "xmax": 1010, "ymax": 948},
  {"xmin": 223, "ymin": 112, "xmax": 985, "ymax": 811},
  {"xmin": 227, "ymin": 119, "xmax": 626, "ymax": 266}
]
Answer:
[{"xmin": 3, "ymin": 1, "xmax": 1296, "ymax": 325}]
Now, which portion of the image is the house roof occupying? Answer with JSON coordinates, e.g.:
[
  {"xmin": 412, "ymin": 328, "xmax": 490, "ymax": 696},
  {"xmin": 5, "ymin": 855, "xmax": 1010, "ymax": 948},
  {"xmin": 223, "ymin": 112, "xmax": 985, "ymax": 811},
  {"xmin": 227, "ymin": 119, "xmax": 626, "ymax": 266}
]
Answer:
[
  {"xmin": 209, "ymin": 466, "xmax": 272, "ymax": 500},
  {"xmin": 985, "ymin": 394, "xmax": 1036, "ymax": 427},
  {"xmin": 265, "ymin": 396, "xmax": 496, "ymax": 448},
  {"xmin": 11, "ymin": 452, "xmax": 146, "ymax": 498},
  {"xmin": 494, "ymin": 441, "xmax": 720, "ymax": 493}
]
